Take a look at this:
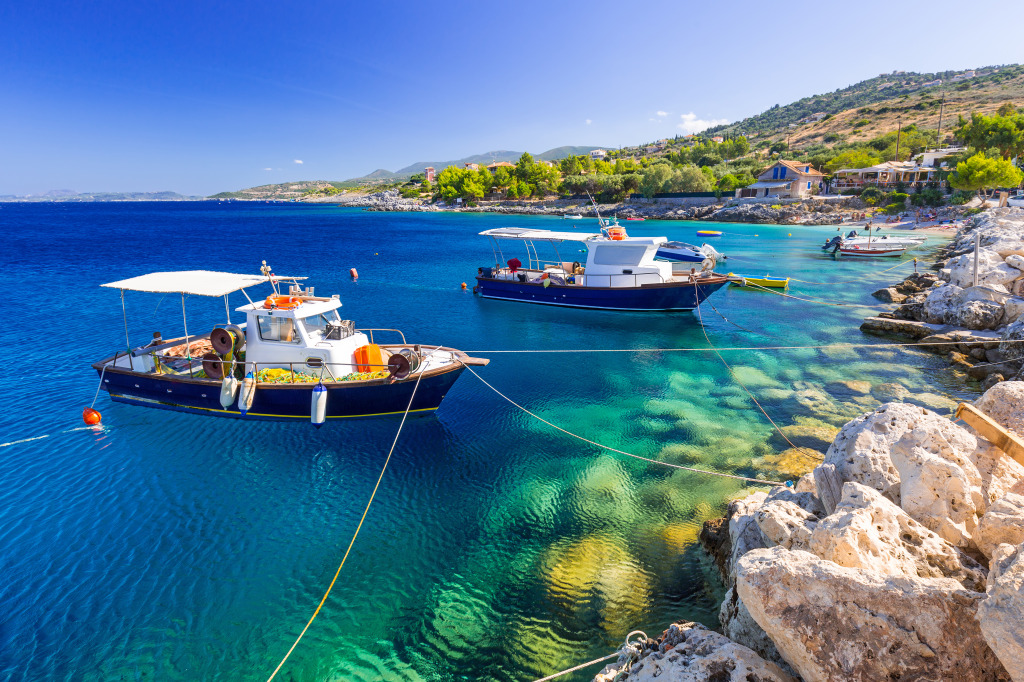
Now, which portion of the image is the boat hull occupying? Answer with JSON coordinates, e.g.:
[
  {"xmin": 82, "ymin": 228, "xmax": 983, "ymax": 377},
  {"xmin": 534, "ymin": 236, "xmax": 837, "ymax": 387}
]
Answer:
[
  {"xmin": 93, "ymin": 361, "xmax": 466, "ymax": 421},
  {"xmin": 474, "ymin": 276, "xmax": 728, "ymax": 311},
  {"xmin": 838, "ymin": 247, "xmax": 906, "ymax": 257}
]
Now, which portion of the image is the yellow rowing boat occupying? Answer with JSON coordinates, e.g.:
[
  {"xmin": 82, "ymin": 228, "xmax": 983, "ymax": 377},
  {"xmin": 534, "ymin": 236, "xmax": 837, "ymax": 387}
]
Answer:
[{"xmin": 727, "ymin": 273, "xmax": 790, "ymax": 288}]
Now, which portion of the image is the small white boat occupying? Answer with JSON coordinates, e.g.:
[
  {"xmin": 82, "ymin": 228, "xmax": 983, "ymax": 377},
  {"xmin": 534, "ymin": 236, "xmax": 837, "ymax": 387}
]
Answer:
[
  {"xmin": 838, "ymin": 243, "xmax": 907, "ymax": 257},
  {"xmin": 563, "ymin": 213, "xmax": 583, "ymax": 220}
]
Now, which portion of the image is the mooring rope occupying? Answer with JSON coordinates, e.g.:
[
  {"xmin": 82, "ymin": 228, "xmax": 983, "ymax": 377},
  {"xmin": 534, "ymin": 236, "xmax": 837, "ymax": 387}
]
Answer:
[
  {"xmin": 464, "ymin": 338, "xmax": 1024, "ymax": 354},
  {"xmin": 265, "ymin": 370, "xmax": 425, "ymax": 682},
  {"xmin": 461, "ymin": 364, "xmax": 785, "ymax": 486},
  {"xmin": 529, "ymin": 630, "xmax": 650, "ymax": 682},
  {"xmin": 530, "ymin": 652, "xmax": 620, "ymax": 682},
  {"xmin": 694, "ymin": 301, "xmax": 831, "ymax": 464},
  {"xmin": 787, "ymin": 257, "xmax": 918, "ymax": 285}
]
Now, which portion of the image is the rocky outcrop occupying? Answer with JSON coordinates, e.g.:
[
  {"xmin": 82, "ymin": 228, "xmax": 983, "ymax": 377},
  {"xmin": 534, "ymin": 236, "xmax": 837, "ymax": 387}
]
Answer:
[
  {"xmin": 736, "ymin": 547, "xmax": 1009, "ymax": 682},
  {"xmin": 976, "ymin": 493, "xmax": 1024, "ymax": 560},
  {"xmin": 978, "ymin": 544, "xmax": 1024, "ymax": 682},
  {"xmin": 822, "ymin": 402, "xmax": 970, "ymax": 503},
  {"xmin": 593, "ymin": 622, "xmax": 796, "ymax": 682}
]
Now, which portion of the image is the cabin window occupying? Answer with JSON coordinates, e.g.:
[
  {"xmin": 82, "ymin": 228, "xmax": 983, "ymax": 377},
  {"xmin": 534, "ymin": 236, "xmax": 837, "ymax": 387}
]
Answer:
[
  {"xmin": 591, "ymin": 244, "xmax": 648, "ymax": 266},
  {"xmin": 299, "ymin": 311, "xmax": 341, "ymax": 340},
  {"xmin": 258, "ymin": 315, "xmax": 302, "ymax": 344}
]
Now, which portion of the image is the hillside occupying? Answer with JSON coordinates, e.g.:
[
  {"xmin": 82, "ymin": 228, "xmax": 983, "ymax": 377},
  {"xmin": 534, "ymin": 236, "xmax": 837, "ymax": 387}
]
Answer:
[
  {"xmin": 0, "ymin": 190, "xmax": 202, "ymax": 202},
  {"xmin": 711, "ymin": 64, "xmax": 1024, "ymax": 148}
]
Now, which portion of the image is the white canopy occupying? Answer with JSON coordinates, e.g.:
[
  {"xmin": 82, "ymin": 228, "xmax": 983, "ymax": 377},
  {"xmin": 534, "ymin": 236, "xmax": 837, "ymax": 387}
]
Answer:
[
  {"xmin": 480, "ymin": 227, "xmax": 602, "ymax": 242},
  {"xmin": 102, "ymin": 270, "xmax": 305, "ymax": 297}
]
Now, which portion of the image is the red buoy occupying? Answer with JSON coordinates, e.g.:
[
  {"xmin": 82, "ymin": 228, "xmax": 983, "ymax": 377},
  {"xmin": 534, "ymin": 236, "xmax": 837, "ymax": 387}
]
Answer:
[
  {"xmin": 460, "ymin": 282, "xmax": 467, "ymax": 289},
  {"xmin": 350, "ymin": 268, "xmax": 359, "ymax": 280},
  {"xmin": 83, "ymin": 407, "xmax": 102, "ymax": 425}
]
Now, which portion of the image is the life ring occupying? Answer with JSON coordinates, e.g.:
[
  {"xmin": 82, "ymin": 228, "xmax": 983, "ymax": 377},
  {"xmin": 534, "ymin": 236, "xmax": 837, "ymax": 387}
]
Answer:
[
  {"xmin": 607, "ymin": 227, "xmax": 627, "ymax": 240},
  {"xmin": 264, "ymin": 295, "xmax": 301, "ymax": 310}
]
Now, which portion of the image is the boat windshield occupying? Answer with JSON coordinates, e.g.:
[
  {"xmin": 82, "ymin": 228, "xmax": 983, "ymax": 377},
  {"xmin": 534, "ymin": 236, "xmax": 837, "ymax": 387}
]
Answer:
[{"xmin": 299, "ymin": 310, "xmax": 343, "ymax": 340}]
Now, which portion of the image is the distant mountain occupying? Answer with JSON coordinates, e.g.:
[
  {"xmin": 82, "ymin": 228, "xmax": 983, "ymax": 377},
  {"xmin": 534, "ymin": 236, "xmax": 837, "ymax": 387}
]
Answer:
[
  {"xmin": 0, "ymin": 190, "xmax": 202, "ymax": 202},
  {"xmin": 351, "ymin": 145, "xmax": 608, "ymax": 181}
]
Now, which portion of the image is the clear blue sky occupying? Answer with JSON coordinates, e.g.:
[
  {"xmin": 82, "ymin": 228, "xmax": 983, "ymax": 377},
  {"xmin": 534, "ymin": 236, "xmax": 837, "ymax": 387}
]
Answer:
[{"xmin": 2, "ymin": 0, "xmax": 1020, "ymax": 196}]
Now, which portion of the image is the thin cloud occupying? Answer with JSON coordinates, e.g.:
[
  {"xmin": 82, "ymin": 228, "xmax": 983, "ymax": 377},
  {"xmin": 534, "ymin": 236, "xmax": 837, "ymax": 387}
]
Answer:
[
  {"xmin": 656, "ymin": 111, "xmax": 668, "ymax": 117},
  {"xmin": 677, "ymin": 112, "xmax": 729, "ymax": 134},
  {"xmin": 263, "ymin": 167, "xmax": 273, "ymax": 171},
  {"xmin": 293, "ymin": 159, "xmax": 303, "ymax": 164},
  {"xmin": 585, "ymin": 119, "xmax": 592, "ymax": 125}
]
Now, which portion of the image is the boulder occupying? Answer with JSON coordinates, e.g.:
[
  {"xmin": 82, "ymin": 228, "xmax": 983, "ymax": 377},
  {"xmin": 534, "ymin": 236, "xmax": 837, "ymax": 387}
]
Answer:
[
  {"xmin": 890, "ymin": 425, "xmax": 983, "ymax": 547},
  {"xmin": 823, "ymin": 403, "xmax": 972, "ymax": 504},
  {"xmin": 756, "ymin": 499, "xmax": 818, "ymax": 551},
  {"xmin": 872, "ymin": 287, "xmax": 907, "ymax": 303},
  {"xmin": 1003, "ymin": 296, "xmax": 1024, "ymax": 325},
  {"xmin": 726, "ymin": 492, "xmax": 768, "ymax": 578},
  {"xmin": 972, "ymin": 441, "xmax": 1024, "ymax": 510},
  {"xmin": 983, "ymin": 373, "xmax": 1007, "ymax": 391},
  {"xmin": 978, "ymin": 543, "xmax": 1024, "ymax": 682},
  {"xmin": 923, "ymin": 283, "xmax": 964, "ymax": 324},
  {"xmin": 1006, "ymin": 254, "xmax": 1024, "ymax": 271},
  {"xmin": 718, "ymin": 588, "xmax": 789, "ymax": 670},
  {"xmin": 975, "ymin": 492, "xmax": 1024, "ymax": 559},
  {"xmin": 959, "ymin": 300, "xmax": 1006, "ymax": 330},
  {"xmin": 736, "ymin": 547, "xmax": 1010, "ymax": 682},
  {"xmin": 593, "ymin": 621, "xmax": 796, "ymax": 682},
  {"xmin": 1001, "ymin": 318, "xmax": 1024, "ymax": 361},
  {"xmin": 946, "ymin": 249, "xmax": 1019, "ymax": 289},
  {"xmin": 973, "ymin": 380, "xmax": 1024, "ymax": 436},
  {"xmin": 808, "ymin": 482, "xmax": 986, "ymax": 590}
]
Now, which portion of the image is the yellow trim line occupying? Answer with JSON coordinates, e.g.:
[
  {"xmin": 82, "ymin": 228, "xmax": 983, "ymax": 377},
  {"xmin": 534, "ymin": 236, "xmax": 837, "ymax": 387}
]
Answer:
[{"xmin": 108, "ymin": 394, "xmax": 438, "ymax": 418}]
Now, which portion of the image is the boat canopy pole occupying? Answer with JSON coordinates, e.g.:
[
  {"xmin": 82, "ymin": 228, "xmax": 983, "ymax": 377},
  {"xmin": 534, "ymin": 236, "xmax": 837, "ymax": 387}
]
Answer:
[
  {"xmin": 120, "ymin": 290, "xmax": 134, "ymax": 371},
  {"xmin": 239, "ymin": 286, "xmax": 255, "ymax": 306},
  {"xmin": 181, "ymin": 293, "xmax": 191, "ymax": 362},
  {"xmin": 224, "ymin": 294, "xmax": 231, "ymax": 324}
]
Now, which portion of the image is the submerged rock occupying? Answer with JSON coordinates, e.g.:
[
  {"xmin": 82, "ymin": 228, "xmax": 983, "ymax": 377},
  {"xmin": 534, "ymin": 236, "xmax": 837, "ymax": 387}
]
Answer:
[{"xmin": 736, "ymin": 547, "xmax": 1010, "ymax": 682}]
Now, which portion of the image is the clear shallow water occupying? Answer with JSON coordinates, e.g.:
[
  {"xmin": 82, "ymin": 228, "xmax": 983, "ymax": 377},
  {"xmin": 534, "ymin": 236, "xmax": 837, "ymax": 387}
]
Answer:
[{"xmin": 0, "ymin": 203, "xmax": 975, "ymax": 681}]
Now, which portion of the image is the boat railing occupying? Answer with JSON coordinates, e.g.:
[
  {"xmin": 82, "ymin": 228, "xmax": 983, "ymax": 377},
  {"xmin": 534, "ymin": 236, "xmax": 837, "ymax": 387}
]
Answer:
[{"xmin": 357, "ymin": 328, "xmax": 408, "ymax": 345}]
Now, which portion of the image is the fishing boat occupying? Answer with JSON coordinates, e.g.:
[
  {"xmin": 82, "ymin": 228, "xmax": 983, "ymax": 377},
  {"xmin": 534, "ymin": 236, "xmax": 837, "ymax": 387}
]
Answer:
[
  {"xmin": 727, "ymin": 273, "xmax": 790, "ymax": 288},
  {"xmin": 473, "ymin": 225, "xmax": 738, "ymax": 311},
  {"xmin": 838, "ymin": 243, "xmax": 907, "ymax": 257},
  {"xmin": 91, "ymin": 265, "xmax": 487, "ymax": 423}
]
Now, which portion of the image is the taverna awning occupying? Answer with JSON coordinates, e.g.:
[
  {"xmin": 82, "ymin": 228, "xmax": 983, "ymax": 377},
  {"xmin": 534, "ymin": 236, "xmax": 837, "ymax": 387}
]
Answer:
[{"xmin": 102, "ymin": 270, "xmax": 306, "ymax": 297}]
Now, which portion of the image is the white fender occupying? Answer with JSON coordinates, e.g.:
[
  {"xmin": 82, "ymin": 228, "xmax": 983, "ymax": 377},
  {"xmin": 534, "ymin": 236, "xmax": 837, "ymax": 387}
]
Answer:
[
  {"xmin": 238, "ymin": 368, "xmax": 256, "ymax": 415},
  {"xmin": 311, "ymin": 382, "xmax": 327, "ymax": 426},
  {"xmin": 220, "ymin": 373, "xmax": 239, "ymax": 409}
]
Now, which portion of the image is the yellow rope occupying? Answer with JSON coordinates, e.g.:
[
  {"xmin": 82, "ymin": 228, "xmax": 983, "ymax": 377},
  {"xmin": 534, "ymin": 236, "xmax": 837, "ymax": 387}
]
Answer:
[
  {"xmin": 694, "ymin": 302, "xmax": 823, "ymax": 462},
  {"xmin": 787, "ymin": 257, "xmax": 918, "ymax": 285},
  {"xmin": 462, "ymin": 364, "xmax": 786, "ymax": 486},
  {"xmin": 265, "ymin": 371, "xmax": 424, "ymax": 681}
]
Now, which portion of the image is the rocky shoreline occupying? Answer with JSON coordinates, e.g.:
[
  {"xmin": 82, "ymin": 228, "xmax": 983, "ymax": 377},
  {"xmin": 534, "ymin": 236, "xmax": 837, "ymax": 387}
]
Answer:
[
  {"xmin": 592, "ymin": 208, "xmax": 1024, "ymax": 682},
  {"xmin": 334, "ymin": 189, "xmax": 971, "ymax": 226}
]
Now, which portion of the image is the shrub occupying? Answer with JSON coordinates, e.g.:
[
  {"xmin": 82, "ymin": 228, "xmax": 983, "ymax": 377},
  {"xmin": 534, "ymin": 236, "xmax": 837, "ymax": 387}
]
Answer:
[
  {"xmin": 852, "ymin": 119, "xmax": 870, "ymax": 127},
  {"xmin": 950, "ymin": 190, "xmax": 974, "ymax": 205},
  {"xmin": 883, "ymin": 202, "xmax": 904, "ymax": 215},
  {"xmin": 860, "ymin": 186, "xmax": 885, "ymax": 205},
  {"xmin": 911, "ymin": 188, "xmax": 945, "ymax": 207}
]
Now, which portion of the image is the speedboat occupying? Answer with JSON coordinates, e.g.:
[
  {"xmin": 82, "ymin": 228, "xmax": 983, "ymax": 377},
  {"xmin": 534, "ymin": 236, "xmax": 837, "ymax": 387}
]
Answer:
[
  {"xmin": 91, "ymin": 265, "xmax": 487, "ymax": 423},
  {"xmin": 563, "ymin": 213, "xmax": 583, "ymax": 220},
  {"xmin": 838, "ymin": 243, "xmax": 907, "ymax": 257},
  {"xmin": 655, "ymin": 241, "xmax": 726, "ymax": 265},
  {"xmin": 473, "ymin": 226, "xmax": 739, "ymax": 311},
  {"xmin": 822, "ymin": 230, "xmax": 924, "ymax": 254}
]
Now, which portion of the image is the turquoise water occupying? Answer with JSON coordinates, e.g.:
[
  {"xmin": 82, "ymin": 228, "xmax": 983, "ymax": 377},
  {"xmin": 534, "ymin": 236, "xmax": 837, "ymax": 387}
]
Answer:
[{"xmin": 0, "ymin": 203, "xmax": 974, "ymax": 681}]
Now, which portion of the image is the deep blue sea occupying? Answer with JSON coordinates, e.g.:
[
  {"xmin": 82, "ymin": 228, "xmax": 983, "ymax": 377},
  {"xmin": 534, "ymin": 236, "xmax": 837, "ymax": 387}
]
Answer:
[{"xmin": 0, "ymin": 202, "xmax": 974, "ymax": 681}]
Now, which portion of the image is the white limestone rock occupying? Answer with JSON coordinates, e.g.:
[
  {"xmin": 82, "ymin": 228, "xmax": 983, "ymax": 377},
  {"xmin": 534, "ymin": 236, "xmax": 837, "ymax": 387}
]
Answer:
[
  {"xmin": 756, "ymin": 499, "xmax": 818, "ymax": 551},
  {"xmin": 959, "ymin": 300, "xmax": 1006, "ymax": 330},
  {"xmin": 823, "ymin": 402, "xmax": 970, "ymax": 504},
  {"xmin": 890, "ymin": 425, "xmax": 983, "ymax": 547},
  {"xmin": 593, "ymin": 621, "xmax": 796, "ymax": 682},
  {"xmin": 976, "ymin": 493, "xmax": 1024, "ymax": 560},
  {"xmin": 1006, "ymin": 254, "xmax": 1024, "ymax": 271},
  {"xmin": 974, "ymin": 380, "xmax": 1024, "ymax": 436},
  {"xmin": 1001, "ymin": 318, "xmax": 1024, "ymax": 361},
  {"xmin": 809, "ymin": 482, "xmax": 986, "ymax": 590},
  {"xmin": 1003, "ymin": 296, "xmax": 1024, "ymax": 325},
  {"xmin": 736, "ymin": 547, "xmax": 1010, "ymax": 682},
  {"xmin": 923, "ymin": 283, "xmax": 964, "ymax": 324},
  {"xmin": 947, "ymin": 249, "xmax": 1020, "ymax": 289},
  {"xmin": 726, "ymin": 491, "xmax": 768, "ymax": 578},
  {"xmin": 978, "ymin": 544, "xmax": 1024, "ymax": 682},
  {"xmin": 718, "ymin": 587, "xmax": 789, "ymax": 669}
]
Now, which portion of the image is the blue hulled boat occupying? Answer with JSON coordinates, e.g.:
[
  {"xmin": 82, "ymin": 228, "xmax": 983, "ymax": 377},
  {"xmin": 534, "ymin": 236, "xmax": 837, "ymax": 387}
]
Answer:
[
  {"xmin": 92, "ymin": 265, "xmax": 487, "ymax": 423},
  {"xmin": 474, "ymin": 227, "xmax": 738, "ymax": 311}
]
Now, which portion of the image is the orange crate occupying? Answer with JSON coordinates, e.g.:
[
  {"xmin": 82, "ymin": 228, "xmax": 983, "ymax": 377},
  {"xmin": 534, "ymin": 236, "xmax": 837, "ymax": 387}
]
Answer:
[{"xmin": 354, "ymin": 344, "xmax": 383, "ymax": 372}]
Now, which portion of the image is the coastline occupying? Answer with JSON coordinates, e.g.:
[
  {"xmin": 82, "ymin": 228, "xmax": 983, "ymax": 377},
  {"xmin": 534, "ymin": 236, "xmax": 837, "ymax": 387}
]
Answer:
[{"xmin": 593, "ymin": 207, "xmax": 1024, "ymax": 681}]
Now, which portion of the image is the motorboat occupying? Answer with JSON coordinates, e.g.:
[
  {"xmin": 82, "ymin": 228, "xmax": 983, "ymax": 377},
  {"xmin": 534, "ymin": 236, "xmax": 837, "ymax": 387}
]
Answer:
[
  {"xmin": 822, "ymin": 229, "xmax": 924, "ymax": 254},
  {"xmin": 727, "ymin": 273, "xmax": 790, "ymax": 288},
  {"xmin": 838, "ymin": 243, "xmax": 907, "ymax": 257},
  {"xmin": 563, "ymin": 213, "xmax": 583, "ymax": 220},
  {"xmin": 473, "ymin": 226, "xmax": 739, "ymax": 311},
  {"xmin": 697, "ymin": 230, "xmax": 722, "ymax": 236},
  {"xmin": 91, "ymin": 265, "xmax": 487, "ymax": 423},
  {"xmin": 655, "ymin": 241, "xmax": 726, "ymax": 266}
]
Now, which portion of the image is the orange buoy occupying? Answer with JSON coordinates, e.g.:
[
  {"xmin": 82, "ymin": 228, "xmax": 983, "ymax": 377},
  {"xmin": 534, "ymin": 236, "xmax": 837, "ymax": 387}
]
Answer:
[
  {"xmin": 83, "ymin": 407, "xmax": 102, "ymax": 425},
  {"xmin": 263, "ymin": 295, "xmax": 301, "ymax": 310},
  {"xmin": 350, "ymin": 268, "xmax": 359, "ymax": 279},
  {"xmin": 461, "ymin": 282, "xmax": 467, "ymax": 290}
]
